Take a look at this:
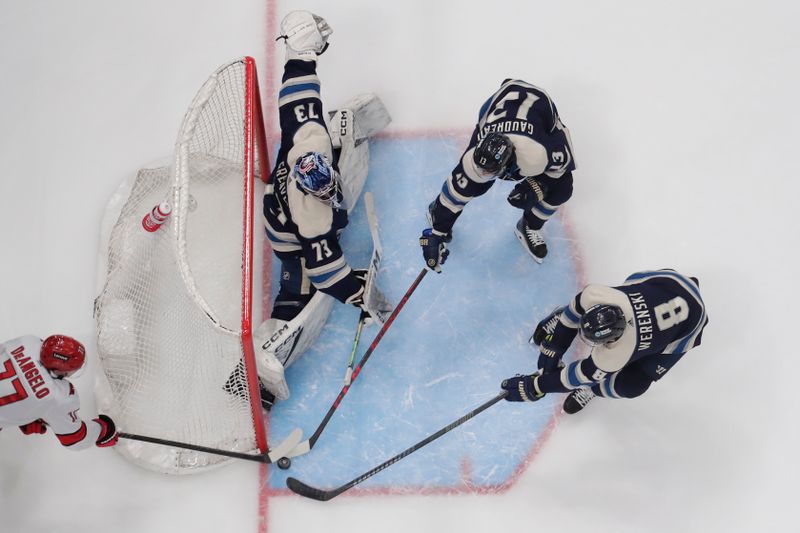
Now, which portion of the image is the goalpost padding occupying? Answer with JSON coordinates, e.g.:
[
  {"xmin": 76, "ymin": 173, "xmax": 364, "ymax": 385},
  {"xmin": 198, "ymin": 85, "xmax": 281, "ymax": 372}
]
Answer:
[{"xmin": 94, "ymin": 57, "xmax": 269, "ymax": 474}]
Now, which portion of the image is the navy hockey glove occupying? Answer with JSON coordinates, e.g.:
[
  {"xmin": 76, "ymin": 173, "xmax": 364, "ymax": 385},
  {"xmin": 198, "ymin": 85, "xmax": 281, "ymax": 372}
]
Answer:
[
  {"xmin": 501, "ymin": 374, "xmax": 544, "ymax": 402},
  {"xmin": 530, "ymin": 307, "xmax": 568, "ymax": 373},
  {"xmin": 507, "ymin": 177, "xmax": 547, "ymax": 210},
  {"xmin": 538, "ymin": 342, "xmax": 567, "ymax": 374},
  {"xmin": 94, "ymin": 414, "xmax": 119, "ymax": 448},
  {"xmin": 530, "ymin": 307, "xmax": 564, "ymax": 346},
  {"xmin": 419, "ymin": 228, "xmax": 450, "ymax": 273},
  {"xmin": 19, "ymin": 419, "xmax": 47, "ymax": 435}
]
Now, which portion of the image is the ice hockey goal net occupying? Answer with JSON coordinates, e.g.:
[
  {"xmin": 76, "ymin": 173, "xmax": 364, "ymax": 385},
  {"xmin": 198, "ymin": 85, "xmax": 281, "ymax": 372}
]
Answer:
[{"xmin": 94, "ymin": 57, "xmax": 269, "ymax": 474}]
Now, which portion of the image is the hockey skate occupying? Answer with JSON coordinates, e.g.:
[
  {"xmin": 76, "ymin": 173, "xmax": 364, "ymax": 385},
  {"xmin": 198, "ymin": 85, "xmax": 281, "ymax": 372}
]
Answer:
[
  {"xmin": 258, "ymin": 380, "xmax": 276, "ymax": 411},
  {"xmin": 514, "ymin": 217, "xmax": 547, "ymax": 263},
  {"xmin": 563, "ymin": 388, "xmax": 596, "ymax": 414}
]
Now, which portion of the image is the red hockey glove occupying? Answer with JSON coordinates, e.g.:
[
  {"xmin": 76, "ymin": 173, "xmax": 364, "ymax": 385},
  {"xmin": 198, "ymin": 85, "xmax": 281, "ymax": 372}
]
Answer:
[{"xmin": 94, "ymin": 414, "xmax": 119, "ymax": 447}]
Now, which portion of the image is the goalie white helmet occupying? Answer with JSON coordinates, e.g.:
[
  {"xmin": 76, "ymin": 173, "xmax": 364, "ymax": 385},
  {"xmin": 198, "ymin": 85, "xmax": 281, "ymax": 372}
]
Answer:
[
  {"xmin": 279, "ymin": 11, "xmax": 333, "ymax": 59},
  {"xmin": 291, "ymin": 152, "xmax": 342, "ymax": 207}
]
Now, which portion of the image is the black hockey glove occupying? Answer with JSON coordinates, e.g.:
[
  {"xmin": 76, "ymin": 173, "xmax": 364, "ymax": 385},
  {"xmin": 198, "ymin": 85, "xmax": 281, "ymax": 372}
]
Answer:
[
  {"xmin": 507, "ymin": 177, "xmax": 547, "ymax": 211},
  {"xmin": 501, "ymin": 374, "xmax": 544, "ymax": 402},
  {"xmin": 538, "ymin": 342, "xmax": 567, "ymax": 374},
  {"xmin": 530, "ymin": 307, "xmax": 564, "ymax": 346},
  {"xmin": 419, "ymin": 228, "xmax": 450, "ymax": 273},
  {"xmin": 345, "ymin": 270, "xmax": 375, "ymax": 324},
  {"xmin": 530, "ymin": 307, "xmax": 568, "ymax": 373}
]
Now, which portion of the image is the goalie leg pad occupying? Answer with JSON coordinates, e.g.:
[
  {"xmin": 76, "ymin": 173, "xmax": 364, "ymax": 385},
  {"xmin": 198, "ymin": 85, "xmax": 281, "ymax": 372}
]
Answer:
[{"xmin": 254, "ymin": 319, "xmax": 292, "ymax": 401}]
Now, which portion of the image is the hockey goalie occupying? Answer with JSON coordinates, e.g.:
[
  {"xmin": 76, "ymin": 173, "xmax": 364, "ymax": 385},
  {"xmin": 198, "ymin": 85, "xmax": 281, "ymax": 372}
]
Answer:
[{"xmin": 256, "ymin": 11, "xmax": 393, "ymax": 403}]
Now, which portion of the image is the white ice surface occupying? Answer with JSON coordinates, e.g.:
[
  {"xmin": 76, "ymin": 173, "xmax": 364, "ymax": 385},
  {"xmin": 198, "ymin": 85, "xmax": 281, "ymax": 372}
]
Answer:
[{"xmin": 1, "ymin": 1, "xmax": 799, "ymax": 532}]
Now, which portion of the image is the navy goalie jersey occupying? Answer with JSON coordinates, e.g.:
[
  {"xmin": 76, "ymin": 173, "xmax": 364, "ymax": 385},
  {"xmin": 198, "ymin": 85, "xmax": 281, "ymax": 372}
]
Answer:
[{"xmin": 263, "ymin": 58, "xmax": 360, "ymax": 304}]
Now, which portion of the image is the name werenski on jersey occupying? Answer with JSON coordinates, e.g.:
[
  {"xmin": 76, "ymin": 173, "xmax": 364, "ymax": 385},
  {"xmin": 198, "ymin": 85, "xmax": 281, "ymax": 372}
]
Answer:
[
  {"xmin": 628, "ymin": 292, "xmax": 654, "ymax": 351},
  {"xmin": 481, "ymin": 120, "xmax": 535, "ymax": 137},
  {"xmin": 9, "ymin": 345, "xmax": 50, "ymax": 399}
]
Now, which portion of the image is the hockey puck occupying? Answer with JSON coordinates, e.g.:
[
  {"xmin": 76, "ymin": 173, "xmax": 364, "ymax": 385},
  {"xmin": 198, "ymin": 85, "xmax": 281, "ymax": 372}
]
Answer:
[{"xmin": 277, "ymin": 457, "xmax": 291, "ymax": 470}]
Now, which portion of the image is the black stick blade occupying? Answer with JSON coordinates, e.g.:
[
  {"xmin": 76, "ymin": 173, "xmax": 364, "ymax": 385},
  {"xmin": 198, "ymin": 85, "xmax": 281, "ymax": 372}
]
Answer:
[{"xmin": 286, "ymin": 477, "xmax": 336, "ymax": 501}]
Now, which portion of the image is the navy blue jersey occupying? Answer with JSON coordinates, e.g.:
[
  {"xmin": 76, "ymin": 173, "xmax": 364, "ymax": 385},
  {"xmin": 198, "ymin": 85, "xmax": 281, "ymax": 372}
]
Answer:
[
  {"xmin": 537, "ymin": 270, "xmax": 708, "ymax": 393},
  {"xmin": 476, "ymin": 79, "xmax": 576, "ymax": 179},
  {"xmin": 263, "ymin": 59, "xmax": 360, "ymax": 303},
  {"xmin": 429, "ymin": 79, "xmax": 576, "ymax": 236}
]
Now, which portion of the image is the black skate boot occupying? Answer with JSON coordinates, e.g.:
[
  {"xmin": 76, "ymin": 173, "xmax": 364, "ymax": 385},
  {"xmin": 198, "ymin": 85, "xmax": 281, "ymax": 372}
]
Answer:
[
  {"xmin": 258, "ymin": 380, "xmax": 276, "ymax": 412},
  {"xmin": 514, "ymin": 218, "xmax": 547, "ymax": 263},
  {"xmin": 223, "ymin": 363, "xmax": 276, "ymax": 412},
  {"xmin": 563, "ymin": 388, "xmax": 596, "ymax": 414}
]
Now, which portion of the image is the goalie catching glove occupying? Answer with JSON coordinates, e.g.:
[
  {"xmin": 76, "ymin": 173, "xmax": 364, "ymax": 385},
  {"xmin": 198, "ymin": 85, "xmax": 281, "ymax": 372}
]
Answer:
[{"xmin": 278, "ymin": 11, "xmax": 333, "ymax": 60}]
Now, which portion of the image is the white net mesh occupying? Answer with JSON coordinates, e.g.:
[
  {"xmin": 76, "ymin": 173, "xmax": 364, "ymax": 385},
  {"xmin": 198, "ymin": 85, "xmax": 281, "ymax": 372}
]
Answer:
[{"xmin": 95, "ymin": 58, "xmax": 267, "ymax": 474}]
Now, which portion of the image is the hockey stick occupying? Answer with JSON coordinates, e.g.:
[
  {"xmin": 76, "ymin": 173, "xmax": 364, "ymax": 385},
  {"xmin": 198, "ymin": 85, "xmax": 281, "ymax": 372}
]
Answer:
[
  {"xmin": 119, "ymin": 427, "xmax": 302, "ymax": 464},
  {"xmin": 343, "ymin": 192, "xmax": 384, "ymax": 386},
  {"xmin": 286, "ymin": 391, "xmax": 508, "ymax": 501},
  {"xmin": 343, "ymin": 310, "xmax": 369, "ymax": 386},
  {"xmin": 285, "ymin": 268, "xmax": 429, "ymax": 458}
]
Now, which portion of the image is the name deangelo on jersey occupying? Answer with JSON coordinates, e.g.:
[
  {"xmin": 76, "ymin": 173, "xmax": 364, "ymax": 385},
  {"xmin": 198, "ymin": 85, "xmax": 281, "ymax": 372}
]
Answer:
[{"xmin": 7, "ymin": 344, "xmax": 50, "ymax": 400}]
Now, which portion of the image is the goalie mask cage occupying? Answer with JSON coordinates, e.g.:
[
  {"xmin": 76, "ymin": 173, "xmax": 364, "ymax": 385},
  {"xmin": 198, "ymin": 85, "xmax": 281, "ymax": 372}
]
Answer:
[{"xmin": 94, "ymin": 57, "xmax": 269, "ymax": 474}]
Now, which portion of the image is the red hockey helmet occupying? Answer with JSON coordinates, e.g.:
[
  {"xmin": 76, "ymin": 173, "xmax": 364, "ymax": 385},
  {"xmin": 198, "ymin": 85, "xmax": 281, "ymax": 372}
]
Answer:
[{"xmin": 40, "ymin": 335, "xmax": 86, "ymax": 377}]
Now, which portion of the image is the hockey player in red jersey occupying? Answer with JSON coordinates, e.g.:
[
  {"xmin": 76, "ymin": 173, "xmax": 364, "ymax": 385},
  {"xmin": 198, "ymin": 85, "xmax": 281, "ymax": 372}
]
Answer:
[{"xmin": 0, "ymin": 335, "xmax": 118, "ymax": 449}]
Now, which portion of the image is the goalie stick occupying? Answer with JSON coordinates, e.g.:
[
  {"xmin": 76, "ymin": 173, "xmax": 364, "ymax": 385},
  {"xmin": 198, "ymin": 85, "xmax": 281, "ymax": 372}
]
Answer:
[
  {"xmin": 285, "ymin": 267, "xmax": 428, "ymax": 458},
  {"xmin": 119, "ymin": 427, "xmax": 302, "ymax": 464},
  {"xmin": 286, "ymin": 391, "xmax": 508, "ymax": 501},
  {"xmin": 343, "ymin": 310, "xmax": 368, "ymax": 386},
  {"xmin": 360, "ymin": 192, "xmax": 391, "ymax": 325},
  {"xmin": 344, "ymin": 192, "xmax": 389, "ymax": 385}
]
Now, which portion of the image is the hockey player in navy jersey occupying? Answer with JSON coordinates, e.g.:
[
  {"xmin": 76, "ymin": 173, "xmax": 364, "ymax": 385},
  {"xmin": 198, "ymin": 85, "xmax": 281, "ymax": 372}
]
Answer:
[
  {"xmin": 0, "ymin": 335, "xmax": 118, "ymax": 449},
  {"xmin": 264, "ymin": 11, "xmax": 372, "ymax": 322},
  {"xmin": 420, "ymin": 80, "xmax": 576, "ymax": 270},
  {"xmin": 501, "ymin": 269, "xmax": 708, "ymax": 413},
  {"xmin": 256, "ymin": 11, "xmax": 391, "ymax": 403}
]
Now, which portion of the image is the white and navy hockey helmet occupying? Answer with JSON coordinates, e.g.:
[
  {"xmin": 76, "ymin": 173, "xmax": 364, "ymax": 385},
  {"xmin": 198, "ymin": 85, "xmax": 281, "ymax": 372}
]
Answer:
[{"xmin": 291, "ymin": 152, "xmax": 342, "ymax": 207}]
